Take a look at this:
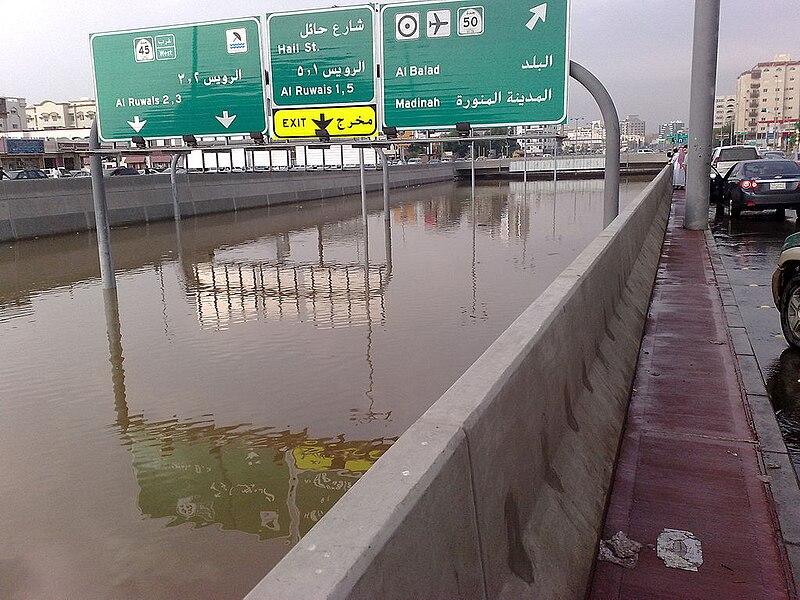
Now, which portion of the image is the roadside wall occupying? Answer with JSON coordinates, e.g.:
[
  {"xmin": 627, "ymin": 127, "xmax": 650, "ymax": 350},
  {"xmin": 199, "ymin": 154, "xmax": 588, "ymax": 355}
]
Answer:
[
  {"xmin": 245, "ymin": 166, "xmax": 674, "ymax": 600},
  {"xmin": 0, "ymin": 165, "xmax": 453, "ymax": 242}
]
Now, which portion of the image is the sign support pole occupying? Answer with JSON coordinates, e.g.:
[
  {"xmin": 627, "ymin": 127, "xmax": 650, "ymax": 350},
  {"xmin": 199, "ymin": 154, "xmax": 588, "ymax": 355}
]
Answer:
[
  {"xmin": 89, "ymin": 120, "xmax": 116, "ymax": 290},
  {"xmin": 378, "ymin": 149, "xmax": 390, "ymax": 220},
  {"xmin": 569, "ymin": 61, "xmax": 620, "ymax": 227},
  {"xmin": 470, "ymin": 141, "xmax": 476, "ymax": 193},
  {"xmin": 685, "ymin": 0, "xmax": 721, "ymax": 231},
  {"xmin": 170, "ymin": 153, "xmax": 183, "ymax": 221}
]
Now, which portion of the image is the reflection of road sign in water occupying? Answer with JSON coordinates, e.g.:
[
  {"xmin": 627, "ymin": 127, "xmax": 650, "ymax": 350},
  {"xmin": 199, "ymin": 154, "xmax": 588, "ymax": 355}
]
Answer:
[
  {"xmin": 92, "ymin": 18, "xmax": 268, "ymax": 141},
  {"xmin": 396, "ymin": 12, "xmax": 420, "ymax": 40},
  {"xmin": 267, "ymin": 6, "xmax": 376, "ymax": 139},
  {"xmin": 382, "ymin": 0, "xmax": 570, "ymax": 129}
]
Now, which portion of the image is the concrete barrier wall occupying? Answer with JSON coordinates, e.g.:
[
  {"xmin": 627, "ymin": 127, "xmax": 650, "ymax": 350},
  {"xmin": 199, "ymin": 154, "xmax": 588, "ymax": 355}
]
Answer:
[
  {"xmin": 245, "ymin": 166, "xmax": 674, "ymax": 600},
  {"xmin": 0, "ymin": 165, "xmax": 453, "ymax": 242}
]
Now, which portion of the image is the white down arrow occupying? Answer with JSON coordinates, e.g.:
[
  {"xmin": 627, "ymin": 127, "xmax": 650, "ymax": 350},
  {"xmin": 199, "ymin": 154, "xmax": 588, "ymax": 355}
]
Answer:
[{"xmin": 215, "ymin": 111, "xmax": 237, "ymax": 129}]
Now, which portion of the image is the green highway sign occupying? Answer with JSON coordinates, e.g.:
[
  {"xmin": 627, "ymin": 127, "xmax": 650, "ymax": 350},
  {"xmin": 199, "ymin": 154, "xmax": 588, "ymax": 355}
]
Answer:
[
  {"xmin": 91, "ymin": 18, "xmax": 268, "ymax": 141},
  {"xmin": 381, "ymin": 0, "xmax": 570, "ymax": 130},
  {"xmin": 267, "ymin": 6, "xmax": 377, "ymax": 138}
]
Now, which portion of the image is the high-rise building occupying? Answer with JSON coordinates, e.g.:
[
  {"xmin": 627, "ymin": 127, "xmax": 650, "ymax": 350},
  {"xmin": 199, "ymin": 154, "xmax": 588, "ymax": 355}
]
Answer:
[
  {"xmin": 0, "ymin": 96, "xmax": 27, "ymax": 132},
  {"xmin": 25, "ymin": 98, "xmax": 97, "ymax": 130},
  {"xmin": 659, "ymin": 121, "xmax": 686, "ymax": 138},
  {"xmin": 714, "ymin": 95, "xmax": 737, "ymax": 130},
  {"xmin": 734, "ymin": 54, "xmax": 800, "ymax": 145},
  {"xmin": 620, "ymin": 115, "xmax": 646, "ymax": 137}
]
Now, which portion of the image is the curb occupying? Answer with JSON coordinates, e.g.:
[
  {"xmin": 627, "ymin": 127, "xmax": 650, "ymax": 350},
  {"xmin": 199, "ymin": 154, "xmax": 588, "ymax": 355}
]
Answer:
[{"xmin": 705, "ymin": 227, "xmax": 800, "ymax": 598}]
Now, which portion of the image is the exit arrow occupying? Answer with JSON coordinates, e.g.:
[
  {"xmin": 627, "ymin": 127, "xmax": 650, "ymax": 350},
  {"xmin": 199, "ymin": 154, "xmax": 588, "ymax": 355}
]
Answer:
[
  {"xmin": 127, "ymin": 115, "xmax": 147, "ymax": 133},
  {"xmin": 312, "ymin": 113, "xmax": 333, "ymax": 132},
  {"xmin": 215, "ymin": 110, "xmax": 237, "ymax": 129},
  {"xmin": 526, "ymin": 3, "xmax": 547, "ymax": 31}
]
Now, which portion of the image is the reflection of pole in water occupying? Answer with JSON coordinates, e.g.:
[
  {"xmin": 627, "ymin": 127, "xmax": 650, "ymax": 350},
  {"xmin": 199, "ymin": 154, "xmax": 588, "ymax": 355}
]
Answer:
[
  {"xmin": 285, "ymin": 449, "xmax": 302, "ymax": 546},
  {"xmin": 359, "ymin": 148, "xmax": 370, "ymax": 266},
  {"xmin": 471, "ymin": 182, "xmax": 478, "ymax": 319},
  {"xmin": 103, "ymin": 288, "xmax": 128, "ymax": 432}
]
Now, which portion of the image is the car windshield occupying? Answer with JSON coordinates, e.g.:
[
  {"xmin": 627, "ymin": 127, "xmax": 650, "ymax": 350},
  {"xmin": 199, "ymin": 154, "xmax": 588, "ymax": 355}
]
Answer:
[
  {"xmin": 743, "ymin": 161, "xmax": 800, "ymax": 178},
  {"xmin": 719, "ymin": 147, "xmax": 759, "ymax": 161}
]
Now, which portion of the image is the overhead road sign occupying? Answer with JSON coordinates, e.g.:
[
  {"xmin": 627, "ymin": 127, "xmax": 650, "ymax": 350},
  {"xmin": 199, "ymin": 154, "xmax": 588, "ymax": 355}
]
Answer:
[
  {"xmin": 91, "ymin": 18, "xmax": 268, "ymax": 142},
  {"xmin": 380, "ymin": 0, "xmax": 570, "ymax": 130},
  {"xmin": 267, "ymin": 6, "xmax": 377, "ymax": 139}
]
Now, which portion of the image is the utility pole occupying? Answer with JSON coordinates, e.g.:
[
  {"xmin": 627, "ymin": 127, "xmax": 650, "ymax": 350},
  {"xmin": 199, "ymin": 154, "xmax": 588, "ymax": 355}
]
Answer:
[{"xmin": 685, "ymin": 0, "xmax": 721, "ymax": 231}]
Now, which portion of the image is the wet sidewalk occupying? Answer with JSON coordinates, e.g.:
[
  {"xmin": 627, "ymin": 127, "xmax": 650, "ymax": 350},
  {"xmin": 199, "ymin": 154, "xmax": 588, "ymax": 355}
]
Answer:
[{"xmin": 589, "ymin": 191, "xmax": 796, "ymax": 599}]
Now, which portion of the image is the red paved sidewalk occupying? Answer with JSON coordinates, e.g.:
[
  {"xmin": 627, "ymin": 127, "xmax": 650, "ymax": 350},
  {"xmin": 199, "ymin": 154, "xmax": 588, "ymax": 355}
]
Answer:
[{"xmin": 589, "ymin": 191, "xmax": 795, "ymax": 599}]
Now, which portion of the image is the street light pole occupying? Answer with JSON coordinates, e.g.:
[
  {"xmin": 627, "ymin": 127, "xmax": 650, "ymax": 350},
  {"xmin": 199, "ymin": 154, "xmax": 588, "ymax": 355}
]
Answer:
[{"xmin": 685, "ymin": 0, "xmax": 721, "ymax": 231}]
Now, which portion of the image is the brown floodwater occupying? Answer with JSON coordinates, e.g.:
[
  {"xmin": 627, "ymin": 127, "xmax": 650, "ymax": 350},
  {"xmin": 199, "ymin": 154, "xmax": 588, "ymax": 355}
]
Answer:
[{"xmin": 0, "ymin": 178, "xmax": 648, "ymax": 599}]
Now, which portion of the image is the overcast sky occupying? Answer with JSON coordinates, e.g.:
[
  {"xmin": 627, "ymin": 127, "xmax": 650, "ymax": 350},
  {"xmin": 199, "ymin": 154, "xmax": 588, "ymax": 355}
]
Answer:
[{"xmin": 1, "ymin": 0, "xmax": 798, "ymax": 133}]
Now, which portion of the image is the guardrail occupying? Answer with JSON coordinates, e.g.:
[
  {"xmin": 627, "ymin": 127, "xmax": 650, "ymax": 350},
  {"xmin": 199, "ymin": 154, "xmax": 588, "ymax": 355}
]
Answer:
[
  {"xmin": 0, "ymin": 165, "xmax": 453, "ymax": 242},
  {"xmin": 246, "ymin": 165, "xmax": 674, "ymax": 600}
]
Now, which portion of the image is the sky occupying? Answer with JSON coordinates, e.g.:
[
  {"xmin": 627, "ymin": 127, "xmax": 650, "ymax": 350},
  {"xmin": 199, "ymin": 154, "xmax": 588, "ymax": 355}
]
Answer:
[{"xmin": 1, "ymin": 0, "xmax": 798, "ymax": 133}]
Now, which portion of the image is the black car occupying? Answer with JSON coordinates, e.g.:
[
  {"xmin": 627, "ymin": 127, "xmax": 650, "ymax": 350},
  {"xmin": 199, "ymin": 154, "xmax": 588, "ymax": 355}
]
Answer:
[
  {"xmin": 719, "ymin": 159, "xmax": 800, "ymax": 218},
  {"xmin": 105, "ymin": 167, "xmax": 140, "ymax": 177},
  {"xmin": 1, "ymin": 168, "xmax": 49, "ymax": 180}
]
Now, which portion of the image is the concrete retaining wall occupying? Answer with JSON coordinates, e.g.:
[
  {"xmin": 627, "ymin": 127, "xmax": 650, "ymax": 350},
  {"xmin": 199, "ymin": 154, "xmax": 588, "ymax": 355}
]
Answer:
[
  {"xmin": 245, "ymin": 166, "xmax": 674, "ymax": 600},
  {"xmin": 0, "ymin": 165, "xmax": 453, "ymax": 242}
]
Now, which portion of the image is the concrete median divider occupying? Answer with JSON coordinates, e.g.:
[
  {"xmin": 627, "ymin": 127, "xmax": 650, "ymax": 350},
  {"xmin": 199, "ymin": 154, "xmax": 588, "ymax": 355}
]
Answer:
[
  {"xmin": 245, "ymin": 165, "xmax": 674, "ymax": 600},
  {"xmin": 0, "ymin": 165, "xmax": 453, "ymax": 242}
]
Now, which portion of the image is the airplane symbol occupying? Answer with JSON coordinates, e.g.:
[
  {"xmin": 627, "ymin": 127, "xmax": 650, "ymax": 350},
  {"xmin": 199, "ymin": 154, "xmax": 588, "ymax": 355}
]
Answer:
[{"xmin": 426, "ymin": 10, "xmax": 451, "ymax": 38}]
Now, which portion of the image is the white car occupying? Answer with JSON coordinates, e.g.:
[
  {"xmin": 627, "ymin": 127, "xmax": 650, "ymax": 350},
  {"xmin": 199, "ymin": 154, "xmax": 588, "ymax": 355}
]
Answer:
[{"xmin": 711, "ymin": 145, "xmax": 761, "ymax": 177}]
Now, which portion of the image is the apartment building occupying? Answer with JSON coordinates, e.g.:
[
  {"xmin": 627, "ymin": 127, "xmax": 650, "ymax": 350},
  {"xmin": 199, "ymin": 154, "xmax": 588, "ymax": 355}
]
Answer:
[
  {"xmin": 714, "ymin": 95, "xmax": 737, "ymax": 130},
  {"xmin": 26, "ymin": 98, "xmax": 97, "ymax": 130},
  {"xmin": 0, "ymin": 96, "xmax": 27, "ymax": 132},
  {"xmin": 734, "ymin": 54, "xmax": 800, "ymax": 145}
]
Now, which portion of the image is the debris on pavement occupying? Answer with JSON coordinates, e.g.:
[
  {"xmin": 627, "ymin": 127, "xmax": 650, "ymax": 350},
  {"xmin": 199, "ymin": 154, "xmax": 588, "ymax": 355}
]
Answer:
[
  {"xmin": 656, "ymin": 529, "xmax": 703, "ymax": 572},
  {"xmin": 598, "ymin": 531, "xmax": 643, "ymax": 569}
]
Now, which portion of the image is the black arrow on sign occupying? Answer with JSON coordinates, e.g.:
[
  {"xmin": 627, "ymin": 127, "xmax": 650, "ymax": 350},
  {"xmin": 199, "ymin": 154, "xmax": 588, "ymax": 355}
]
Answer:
[{"xmin": 312, "ymin": 113, "xmax": 333, "ymax": 132}]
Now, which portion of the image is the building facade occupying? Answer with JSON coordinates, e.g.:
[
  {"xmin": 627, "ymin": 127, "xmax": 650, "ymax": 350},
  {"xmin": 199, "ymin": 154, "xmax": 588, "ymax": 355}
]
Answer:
[
  {"xmin": 734, "ymin": 55, "xmax": 800, "ymax": 146},
  {"xmin": 620, "ymin": 115, "xmax": 646, "ymax": 137},
  {"xmin": 0, "ymin": 97, "xmax": 27, "ymax": 132},
  {"xmin": 25, "ymin": 98, "xmax": 97, "ymax": 131},
  {"xmin": 658, "ymin": 121, "xmax": 686, "ymax": 138},
  {"xmin": 713, "ymin": 95, "xmax": 737, "ymax": 130}
]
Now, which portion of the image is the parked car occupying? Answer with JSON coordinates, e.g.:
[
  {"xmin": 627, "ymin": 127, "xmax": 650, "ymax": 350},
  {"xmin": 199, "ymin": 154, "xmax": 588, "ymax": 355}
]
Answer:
[
  {"xmin": 711, "ymin": 145, "xmax": 761, "ymax": 177},
  {"xmin": 105, "ymin": 167, "xmax": 140, "ymax": 177},
  {"xmin": 42, "ymin": 167, "xmax": 69, "ymax": 178},
  {"xmin": 407, "ymin": 157, "xmax": 422, "ymax": 165},
  {"xmin": 2, "ymin": 168, "xmax": 48, "ymax": 180},
  {"xmin": 69, "ymin": 170, "xmax": 91, "ymax": 177},
  {"xmin": 773, "ymin": 232, "xmax": 800, "ymax": 349},
  {"xmin": 710, "ymin": 145, "xmax": 764, "ymax": 205},
  {"xmin": 718, "ymin": 159, "xmax": 800, "ymax": 218}
]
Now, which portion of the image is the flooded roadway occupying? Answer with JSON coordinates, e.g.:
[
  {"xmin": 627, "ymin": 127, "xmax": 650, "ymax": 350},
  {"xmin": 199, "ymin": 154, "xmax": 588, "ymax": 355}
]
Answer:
[
  {"xmin": 711, "ymin": 210, "xmax": 800, "ymax": 466},
  {"xmin": 0, "ymin": 178, "xmax": 648, "ymax": 599}
]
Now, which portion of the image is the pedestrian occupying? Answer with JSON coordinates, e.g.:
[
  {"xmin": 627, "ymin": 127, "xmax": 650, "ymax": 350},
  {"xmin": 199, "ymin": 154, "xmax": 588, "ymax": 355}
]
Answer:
[{"xmin": 672, "ymin": 145, "xmax": 687, "ymax": 189}]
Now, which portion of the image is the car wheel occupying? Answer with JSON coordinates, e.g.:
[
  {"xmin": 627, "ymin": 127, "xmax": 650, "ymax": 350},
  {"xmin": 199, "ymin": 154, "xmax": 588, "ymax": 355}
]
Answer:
[
  {"xmin": 775, "ymin": 208, "xmax": 786, "ymax": 220},
  {"xmin": 781, "ymin": 273, "xmax": 800, "ymax": 350},
  {"xmin": 727, "ymin": 195, "xmax": 741, "ymax": 219}
]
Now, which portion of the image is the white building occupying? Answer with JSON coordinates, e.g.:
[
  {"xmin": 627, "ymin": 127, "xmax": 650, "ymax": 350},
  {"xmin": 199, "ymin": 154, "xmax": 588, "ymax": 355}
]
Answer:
[
  {"xmin": 26, "ymin": 98, "xmax": 97, "ymax": 131},
  {"xmin": 0, "ymin": 96, "xmax": 27, "ymax": 132},
  {"xmin": 713, "ymin": 95, "xmax": 737, "ymax": 130},
  {"xmin": 734, "ymin": 54, "xmax": 800, "ymax": 147}
]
